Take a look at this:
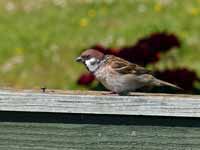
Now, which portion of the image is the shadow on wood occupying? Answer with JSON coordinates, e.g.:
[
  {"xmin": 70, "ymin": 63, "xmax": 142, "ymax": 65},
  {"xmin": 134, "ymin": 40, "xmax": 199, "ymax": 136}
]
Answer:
[{"xmin": 0, "ymin": 111, "xmax": 200, "ymax": 127}]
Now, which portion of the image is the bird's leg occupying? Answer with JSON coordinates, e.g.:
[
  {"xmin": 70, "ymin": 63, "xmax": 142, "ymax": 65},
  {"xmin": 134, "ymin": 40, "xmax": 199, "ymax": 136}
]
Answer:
[
  {"xmin": 109, "ymin": 91, "xmax": 116, "ymax": 94},
  {"xmin": 102, "ymin": 91, "xmax": 129, "ymax": 96},
  {"xmin": 101, "ymin": 91, "xmax": 119, "ymax": 95},
  {"xmin": 118, "ymin": 91, "xmax": 129, "ymax": 96},
  {"xmin": 110, "ymin": 91, "xmax": 129, "ymax": 96}
]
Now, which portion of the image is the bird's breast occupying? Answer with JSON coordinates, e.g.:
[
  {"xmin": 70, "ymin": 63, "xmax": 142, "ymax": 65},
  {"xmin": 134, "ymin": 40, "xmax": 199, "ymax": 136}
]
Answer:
[
  {"xmin": 94, "ymin": 65, "xmax": 143, "ymax": 93},
  {"xmin": 94, "ymin": 65, "xmax": 115, "ymax": 84}
]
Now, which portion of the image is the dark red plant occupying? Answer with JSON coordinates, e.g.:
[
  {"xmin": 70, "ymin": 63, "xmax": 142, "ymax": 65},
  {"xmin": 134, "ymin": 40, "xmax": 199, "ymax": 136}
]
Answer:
[
  {"xmin": 154, "ymin": 68, "xmax": 199, "ymax": 91},
  {"xmin": 117, "ymin": 46, "xmax": 160, "ymax": 66},
  {"xmin": 138, "ymin": 32, "xmax": 181, "ymax": 52},
  {"xmin": 117, "ymin": 32, "xmax": 180, "ymax": 66},
  {"xmin": 77, "ymin": 73, "xmax": 95, "ymax": 85}
]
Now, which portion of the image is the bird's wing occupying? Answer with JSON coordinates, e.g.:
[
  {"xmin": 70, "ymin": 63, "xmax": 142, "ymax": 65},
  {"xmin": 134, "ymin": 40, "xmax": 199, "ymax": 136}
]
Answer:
[{"xmin": 107, "ymin": 55, "xmax": 151, "ymax": 75}]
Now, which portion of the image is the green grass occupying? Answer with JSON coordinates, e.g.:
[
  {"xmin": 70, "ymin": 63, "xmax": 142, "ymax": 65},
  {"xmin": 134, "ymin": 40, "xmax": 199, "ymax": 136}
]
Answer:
[{"xmin": 0, "ymin": 0, "xmax": 200, "ymax": 89}]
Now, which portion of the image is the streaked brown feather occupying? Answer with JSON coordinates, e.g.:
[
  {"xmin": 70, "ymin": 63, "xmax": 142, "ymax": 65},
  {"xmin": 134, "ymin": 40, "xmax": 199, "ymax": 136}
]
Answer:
[{"xmin": 105, "ymin": 55, "xmax": 151, "ymax": 75}]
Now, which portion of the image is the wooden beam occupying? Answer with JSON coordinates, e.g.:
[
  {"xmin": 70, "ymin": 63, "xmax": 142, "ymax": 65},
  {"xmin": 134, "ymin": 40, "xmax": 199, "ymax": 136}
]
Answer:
[
  {"xmin": 0, "ymin": 89, "xmax": 200, "ymax": 117},
  {"xmin": 0, "ymin": 122, "xmax": 200, "ymax": 150}
]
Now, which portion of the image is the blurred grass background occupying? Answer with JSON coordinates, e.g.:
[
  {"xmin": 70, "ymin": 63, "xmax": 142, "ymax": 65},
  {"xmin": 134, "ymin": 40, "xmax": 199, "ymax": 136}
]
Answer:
[{"xmin": 0, "ymin": 0, "xmax": 200, "ymax": 89}]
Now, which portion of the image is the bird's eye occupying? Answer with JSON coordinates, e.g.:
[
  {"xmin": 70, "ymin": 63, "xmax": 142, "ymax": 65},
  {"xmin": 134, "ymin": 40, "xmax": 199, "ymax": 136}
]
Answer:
[
  {"xmin": 86, "ymin": 55, "xmax": 90, "ymax": 59},
  {"xmin": 83, "ymin": 55, "xmax": 90, "ymax": 59}
]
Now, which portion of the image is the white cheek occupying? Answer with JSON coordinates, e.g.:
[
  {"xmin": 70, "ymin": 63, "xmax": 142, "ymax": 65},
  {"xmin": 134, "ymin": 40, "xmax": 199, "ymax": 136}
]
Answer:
[
  {"xmin": 89, "ymin": 58, "xmax": 96, "ymax": 64},
  {"xmin": 85, "ymin": 58, "xmax": 98, "ymax": 72}
]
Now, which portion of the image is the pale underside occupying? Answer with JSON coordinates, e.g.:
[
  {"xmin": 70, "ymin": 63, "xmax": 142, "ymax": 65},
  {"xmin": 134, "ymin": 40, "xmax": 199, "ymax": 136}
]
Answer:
[{"xmin": 94, "ymin": 64, "xmax": 154, "ymax": 93}]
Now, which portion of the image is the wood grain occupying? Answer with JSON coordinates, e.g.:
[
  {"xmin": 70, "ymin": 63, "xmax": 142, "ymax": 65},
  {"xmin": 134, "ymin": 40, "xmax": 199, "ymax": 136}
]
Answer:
[
  {"xmin": 0, "ymin": 89, "xmax": 200, "ymax": 117},
  {"xmin": 0, "ymin": 122, "xmax": 200, "ymax": 150}
]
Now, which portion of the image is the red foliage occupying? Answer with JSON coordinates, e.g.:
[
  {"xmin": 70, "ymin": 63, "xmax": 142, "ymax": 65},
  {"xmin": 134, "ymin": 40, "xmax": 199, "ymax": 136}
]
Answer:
[
  {"xmin": 138, "ymin": 32, "xmax": 180, "ymax": 52},
  {"xmin": 77, "ymin": 73, "xmax": 95, "ymax": 85},
  {"xmin": 154, "ymin": 68, "xmax": 199, "ymax": 90},
  {"xmin": 117, "ymin": 46, "xmax": 160, "ymax": 66}
]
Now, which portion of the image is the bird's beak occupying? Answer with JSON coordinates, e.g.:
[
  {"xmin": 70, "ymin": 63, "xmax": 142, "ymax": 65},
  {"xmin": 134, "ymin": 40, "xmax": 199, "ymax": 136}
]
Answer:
[{"xmin": 76, "ymin": 56, "xmax": 83, "ymax": 63}]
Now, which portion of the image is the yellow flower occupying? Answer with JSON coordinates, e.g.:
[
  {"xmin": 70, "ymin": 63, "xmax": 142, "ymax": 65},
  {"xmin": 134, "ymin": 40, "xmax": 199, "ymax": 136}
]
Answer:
[
  {"xmin": 188, "ymin": 7, "xmax": 199, "ymax": 16},
  {"xmin": 154, "ymin": 3, "xmax": 162, "ymax": 12},
  {"xmin": 15, "ymin": 47, "xmax": 24, "ymax": 55},
  {"xmin": 179, "ymin": 31, "xmax": 187, "ymax": 39},
  {"xmin": 88, "ymin": 9, "xmax": 96, "ymax": 17},
  {"xmin": 79, "ymin": 18, "xmax": 89, "ymax": 27}
]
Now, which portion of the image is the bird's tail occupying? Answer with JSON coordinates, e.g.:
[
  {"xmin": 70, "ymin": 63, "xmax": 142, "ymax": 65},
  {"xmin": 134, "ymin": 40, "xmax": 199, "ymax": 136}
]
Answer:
[{"xmin": 153, "ymin": 79, "xmax": 183, "ymax": 90}]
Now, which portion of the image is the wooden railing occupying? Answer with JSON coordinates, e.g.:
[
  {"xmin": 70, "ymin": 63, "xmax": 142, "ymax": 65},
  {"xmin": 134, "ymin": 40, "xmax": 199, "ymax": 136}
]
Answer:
[
  {"xmin": 0, "ymin": 89, "xmax": 200, "ymax": 117},
  {"xmin": 0, "ymin": 89, "xmax": 200, "ymax": 149}
]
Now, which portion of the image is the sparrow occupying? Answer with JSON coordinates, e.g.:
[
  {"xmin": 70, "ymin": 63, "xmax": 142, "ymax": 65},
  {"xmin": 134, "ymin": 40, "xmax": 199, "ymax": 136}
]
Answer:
[{"xmin": 76, "ymin": 49, "xmax": 181, "ymax": 94}]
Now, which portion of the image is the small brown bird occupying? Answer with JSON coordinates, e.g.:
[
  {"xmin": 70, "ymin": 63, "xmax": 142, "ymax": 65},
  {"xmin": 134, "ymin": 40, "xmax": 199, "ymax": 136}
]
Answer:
[{"xmin": 76, "ymin": 49, "xmax": 181, "ymax": 94}]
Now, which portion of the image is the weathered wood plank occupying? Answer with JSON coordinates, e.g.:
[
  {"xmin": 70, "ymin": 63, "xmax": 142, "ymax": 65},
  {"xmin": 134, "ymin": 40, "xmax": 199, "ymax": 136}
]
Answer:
[
  {"xmin": 0, "ymin": 90, "xmax": 200, "ymax": 117},
  {"xmin": 0, "ymin": 122, "xmax": 200, "ymax": 150}
]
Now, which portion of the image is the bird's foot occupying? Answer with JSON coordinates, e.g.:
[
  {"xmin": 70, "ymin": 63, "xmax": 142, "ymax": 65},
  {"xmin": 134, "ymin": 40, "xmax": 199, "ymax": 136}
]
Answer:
[
  {"xmin": 101, "ymin": 91, "xmax": 119, "ymax": 96},
  {"xmin": 118, "ymin": 91, "xmax": 129, "ymax": 96},
  {"xmin": 110, "ymin": 91, "xmax": 129, "ymax": 96},
  {"xmin": 102, "ymin": 91, "xmax": 129, "ymax": 96}
]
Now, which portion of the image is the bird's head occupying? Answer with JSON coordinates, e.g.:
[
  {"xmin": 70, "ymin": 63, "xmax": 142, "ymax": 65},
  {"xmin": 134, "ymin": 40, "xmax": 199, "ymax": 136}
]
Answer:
[{"xmin": 76, "ymin": 49, "xmax": 105, "ymax": 72}]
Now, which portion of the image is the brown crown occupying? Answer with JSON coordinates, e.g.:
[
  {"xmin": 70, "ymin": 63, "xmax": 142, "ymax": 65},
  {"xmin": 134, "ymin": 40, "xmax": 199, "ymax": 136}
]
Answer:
[{"xmin": 81, "ymin": 49, "xmax": 105, "ymax": 60}]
